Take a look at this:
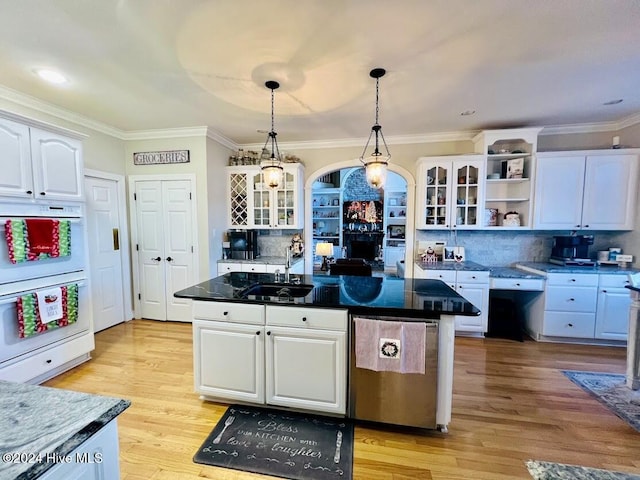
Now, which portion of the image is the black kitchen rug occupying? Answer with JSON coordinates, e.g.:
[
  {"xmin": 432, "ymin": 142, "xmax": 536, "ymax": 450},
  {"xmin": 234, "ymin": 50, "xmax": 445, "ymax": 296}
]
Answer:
[
  {"xmin": 194, "ymin": 404, "xmax": 354, "ymax": 480},
  {"xmin": 562, "ymin": 370, "xmax": 640, "ymax": 433},
  {"xmin": 527, "ymin": 460, "xmax": 640, "ymax": 479}
]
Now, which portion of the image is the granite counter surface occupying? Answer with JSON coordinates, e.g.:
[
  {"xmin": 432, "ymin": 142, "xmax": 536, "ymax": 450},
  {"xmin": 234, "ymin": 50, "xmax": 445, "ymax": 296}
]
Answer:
[
  {"xmin": 516, "ymin": 261, "xmax": 640, "ymax": 275},
  {"xmin": 414, "ymin": 260, "xmax": 488, "ymax": 272},
  {"xmin": 0, "ymin": 381, "xmax": 130, "ymax": 480},
  {"xmin": 174, "ymin": 272, "xmax": 481, "ymax": 319}
]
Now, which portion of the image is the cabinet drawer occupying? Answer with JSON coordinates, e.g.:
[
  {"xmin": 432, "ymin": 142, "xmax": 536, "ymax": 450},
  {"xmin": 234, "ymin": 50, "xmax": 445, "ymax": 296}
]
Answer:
[
  {"xmin": 0, "ymin": 332, "xmax": 94, "ymax": 383},
  {"xmin": 266, "ymin": 306, "xmax": 347, "ymax": 331},
  {"xmin": 542, "ymin": 311, "xmax": 596, "ymax": 338},
  {"xmin": 241, "ymin": 263, "xmax": 268, "ymax": 273},
  {"xmin": 193, "ymin": 301, "xmax": 264, "ymax": 325},
  {"xmin": 419, "ymin": 269, "xmax": 457, "ymax": 283},
  {"xmin": 545, "ymin": 286, "xmax": 597, "ymax": 312},
  {"xmin": 599, "ymin": 274, "xmax": 632, "ymax": 289},
  {"xmin": 490, "ymin": 277, "xmax": 545, "ymax": 291},
  {"xmin": 217, "ymin": 262, "xmax": 239, "ymax": 274},
  {"xmin": 264, "ymin": 264, "xmax": 285, "ymax": 274},
  {"xmin": 456, "ymin": 270, "xmax": 489, "ymax": 284},
  {"xmin": 546, "ymin": 273, "xmax": 598, "ymax": 287}
]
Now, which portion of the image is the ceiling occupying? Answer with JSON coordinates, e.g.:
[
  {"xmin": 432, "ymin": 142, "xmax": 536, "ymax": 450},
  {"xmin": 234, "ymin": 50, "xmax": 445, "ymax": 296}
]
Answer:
[{"xmin": 1, "ymin": 0, "xmax": 639, "ymax": 146}]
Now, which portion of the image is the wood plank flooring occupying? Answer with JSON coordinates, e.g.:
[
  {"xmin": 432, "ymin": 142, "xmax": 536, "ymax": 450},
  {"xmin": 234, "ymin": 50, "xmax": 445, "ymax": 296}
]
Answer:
[{"xmin": 45, "ymin": 320, "xmax": 640, "ymax": 479}]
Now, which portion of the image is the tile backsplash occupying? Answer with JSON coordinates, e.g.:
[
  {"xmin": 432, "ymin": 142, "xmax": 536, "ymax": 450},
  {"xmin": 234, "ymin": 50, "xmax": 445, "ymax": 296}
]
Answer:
[
  {"xmin": 414, "ymin": 230, "xmax": 629, "ymax": 266},
  {"xmin": 257, "ymin": 230, "xmax": 303, "ymax": 257}
]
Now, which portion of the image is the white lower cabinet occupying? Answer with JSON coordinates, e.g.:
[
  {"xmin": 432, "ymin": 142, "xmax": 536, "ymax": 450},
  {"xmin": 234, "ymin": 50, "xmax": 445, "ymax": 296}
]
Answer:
[
  {"xmin": 192, "ymin": 301, "xmax": 347, "ymax": 415},
  {"xmin": 413, "ymin": 266, "xmax": 489, "ymax": 334},
  {"xmin": 595, "ymin": 274, "xmax": 632, "ymax": 340},
  {"xmin": 38, "ymin": 419, "xmax": 122, "ymax": 480},
  {"xmin": 217, "ymin": 260, "xmax": 304, "ymax": 276}
]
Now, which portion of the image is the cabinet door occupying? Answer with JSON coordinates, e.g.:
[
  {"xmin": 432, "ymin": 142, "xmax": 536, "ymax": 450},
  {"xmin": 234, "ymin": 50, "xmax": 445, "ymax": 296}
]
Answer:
[
  {"xmin": 533, "ymin": 156, "xmax": 585, "ymax": 229},
  {"xmin": 274, "ymin": 166, "xmax": 303, "ymax": 228},
  {"xmin": 193, "ymin": 320, "xmax": 265, "ymax": 403},
  {"xmin": 455, "ymin": 283, "xmax": 488, "ymax": 332},
  {"xmin": 582, "ymin": 154, "xmax": 638, "ymax": 230},
  {"xmin": 595, "ymin": 288, "xmax": 630, "ymax": 340},
  {"xmin": 452, "ymin": 158, "xmax": 484, "ymax": 229},
  {"xmin": 0, "ymin": 117, "xmax": 33, "ymax": 198},
  {"xmin": 30, "ymin": 128, "xmax": 83, "ymax": 201},
  {"xmin": 416, "ymin": 159, "xmax": 452, "ymax": 229},
  {"xmin": 265, "ymin": 326, "xmax": 346, "ymax": 415}
]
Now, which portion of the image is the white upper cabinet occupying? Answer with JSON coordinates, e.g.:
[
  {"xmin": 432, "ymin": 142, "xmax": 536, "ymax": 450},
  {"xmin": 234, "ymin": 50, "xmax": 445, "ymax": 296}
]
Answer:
[
  {"xmin": 416, "ymin": 155, "xmax": 485, "ymax": 230},
  {"xmin": 534, "ymin": 151, "xmax": 639, "ymax": 230},
  {"xmin": 227, "ymin": 163, "xmax": 304, "ymax": 229},
  {"xmin": 0, "ymin": 117, "xmax": 83, "ymax": 202}
]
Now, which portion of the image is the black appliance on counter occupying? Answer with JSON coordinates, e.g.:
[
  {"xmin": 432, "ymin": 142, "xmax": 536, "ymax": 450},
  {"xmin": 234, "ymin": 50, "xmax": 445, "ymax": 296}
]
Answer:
[
  {"xmin": 549, "ymin": 234, "xmax": 595, "ymax": 266},
  {"xmin": 227, "ymin": 229, "xmax": 258, "ymax": 259}
]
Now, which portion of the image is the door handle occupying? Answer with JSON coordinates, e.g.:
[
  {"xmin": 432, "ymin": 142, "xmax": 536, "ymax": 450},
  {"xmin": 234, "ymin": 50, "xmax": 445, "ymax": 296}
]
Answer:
[
  {"xmin": 152, "ymin": 257, "xmax": 162, "ymax": 261},
  {"xmin": 112, "ymin": 228, "xmax": 120, "ymax": 251},
  {"xmin": 166, "ymin": 256, "xmax": 173, "ymax": 262}
]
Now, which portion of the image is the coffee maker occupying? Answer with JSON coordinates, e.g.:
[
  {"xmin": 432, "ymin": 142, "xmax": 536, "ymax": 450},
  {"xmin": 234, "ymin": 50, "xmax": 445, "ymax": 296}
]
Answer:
[{"xmin": 549, "ymin": 235, "xmax": 595, "ymax": 266}]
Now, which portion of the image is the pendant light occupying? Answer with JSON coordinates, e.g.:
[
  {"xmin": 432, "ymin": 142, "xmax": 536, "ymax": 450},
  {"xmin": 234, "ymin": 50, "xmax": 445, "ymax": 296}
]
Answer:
[
  {"xmin": 261, "ymin": 80, "xmax": 284, "ymax": 189},
  {"xmin": 360, "ymin": 68, "xmax": 391, "ymax": 189}
]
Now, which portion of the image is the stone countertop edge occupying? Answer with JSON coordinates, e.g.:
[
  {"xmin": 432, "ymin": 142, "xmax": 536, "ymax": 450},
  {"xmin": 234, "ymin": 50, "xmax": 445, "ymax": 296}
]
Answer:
[
  {"xmin": 0, "ymin": 381, "xmax": 130, "ymax": 480},
  {"xmin": 414, "ymin": 260, "xmax": 489, "ymax": 272},
  {"xmin": 218, "ymin": 256, "xmax": 304, "ymax": 265},
  {"xmin": 515, "ymin": 261, "xmax": 640, "ymax": 275}
]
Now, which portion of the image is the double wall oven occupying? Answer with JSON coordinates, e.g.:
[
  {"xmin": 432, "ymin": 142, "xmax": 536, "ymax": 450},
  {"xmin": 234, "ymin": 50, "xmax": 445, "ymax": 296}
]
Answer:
[{"xmin": 0, "ymin": 202, "xmax": 93, "ymax": 383}]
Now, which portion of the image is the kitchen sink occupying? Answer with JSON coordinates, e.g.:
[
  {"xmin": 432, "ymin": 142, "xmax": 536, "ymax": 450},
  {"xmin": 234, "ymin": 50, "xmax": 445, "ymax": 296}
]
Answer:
[{"xmin": 240, "ymin": 283, "xmax": 314, "ymax": 299}]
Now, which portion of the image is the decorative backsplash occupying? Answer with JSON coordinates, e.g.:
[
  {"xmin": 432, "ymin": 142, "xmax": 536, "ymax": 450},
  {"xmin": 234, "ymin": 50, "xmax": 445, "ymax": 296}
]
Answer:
[{"xmin": 414, "ymin": 230, "xmax": 628, "ymax": 266}]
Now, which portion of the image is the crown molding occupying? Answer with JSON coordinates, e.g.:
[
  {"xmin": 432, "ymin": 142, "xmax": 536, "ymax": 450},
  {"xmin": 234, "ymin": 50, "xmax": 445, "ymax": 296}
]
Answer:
[
  {"xmin": 618, "ymin": 111, "xmax": 640, "ymax": 130},
  {"xmin": 0, "ymin": 84, "xmax": 125, "ymax": 139},
  {"xmin": 205, "ymin": 128, "xmax": 237, "ymax": 150},
  {"xmin": 122, "ymin": 126, "xmax": 207, "ymax": 141},
  {"xmin": 540, "ymin": 120, "xmax": 620, "ymax": 136},
  {"xmin": 241, "ymin": 130, "xmax": 476, "ymax": 151}
]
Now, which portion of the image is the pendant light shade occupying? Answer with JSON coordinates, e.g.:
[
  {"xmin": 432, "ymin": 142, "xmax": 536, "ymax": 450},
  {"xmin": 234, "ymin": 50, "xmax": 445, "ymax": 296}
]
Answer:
[
  {"xmin": 261, "ymin": 80, "xmax": 284, "ymax": 189},
  {"xmin": 360, "ymin": 68, "xmax": 391, "ymax": 189}
]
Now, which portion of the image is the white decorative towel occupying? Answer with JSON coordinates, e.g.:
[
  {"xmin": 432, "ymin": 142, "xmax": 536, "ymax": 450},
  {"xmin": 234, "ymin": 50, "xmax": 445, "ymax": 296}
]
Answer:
[
  {"xmin": 400, "ymin": 322, "xmax": 426, "ymax": 374},
  {"xmin": 35, "ymin": 287, "xmax": 63, "ymax": 323}
]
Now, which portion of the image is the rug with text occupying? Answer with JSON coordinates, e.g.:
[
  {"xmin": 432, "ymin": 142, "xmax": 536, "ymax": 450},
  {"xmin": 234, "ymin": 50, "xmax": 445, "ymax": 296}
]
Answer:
[
  {"xmin": 562, "ymin": 370, "xmax": 640, "ymax": 433},
  {"xmin": 194, "ymin": 404, "xmax": 354, "ymax": 480}
]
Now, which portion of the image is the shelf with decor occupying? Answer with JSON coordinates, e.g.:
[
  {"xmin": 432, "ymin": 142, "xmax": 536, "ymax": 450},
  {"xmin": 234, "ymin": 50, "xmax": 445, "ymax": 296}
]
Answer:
[
  {"xmin": 312, "ymin": 186, "xmax": 341, "ymax": 265},
  {"xmin": 473, "ymin": 128, "xmax": 542, "ymax": 229}
]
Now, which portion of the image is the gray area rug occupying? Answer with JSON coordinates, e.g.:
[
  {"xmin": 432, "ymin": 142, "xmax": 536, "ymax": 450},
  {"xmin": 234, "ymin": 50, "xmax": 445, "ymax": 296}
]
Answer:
[
  {"xmin": 562, "ymin": 370, "xmax": 640, "ymax": 432},
  {"xmin": 527, "ymin": 460, "xmax": 640, "ymax": 480}
]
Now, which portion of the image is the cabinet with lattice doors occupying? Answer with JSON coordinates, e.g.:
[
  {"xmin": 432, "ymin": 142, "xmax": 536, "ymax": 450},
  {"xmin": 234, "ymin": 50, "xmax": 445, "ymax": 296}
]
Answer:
[{"xmin": 226, "ymin": 164, "xmax": 304, "ymax": 229}]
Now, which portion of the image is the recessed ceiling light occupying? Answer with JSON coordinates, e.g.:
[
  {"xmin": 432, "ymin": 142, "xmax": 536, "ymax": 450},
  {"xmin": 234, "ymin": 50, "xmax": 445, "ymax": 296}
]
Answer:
[
  {"xmin": 35, "ymin": 69, "xmax": 68, "ymax": 85},
  {"xmin": 460, "ymin": 110, "xmax": 476, "ymax": 116},
  {"xmin": 603, "ymin": 99, "xmax": 623, "ymax": 105}
]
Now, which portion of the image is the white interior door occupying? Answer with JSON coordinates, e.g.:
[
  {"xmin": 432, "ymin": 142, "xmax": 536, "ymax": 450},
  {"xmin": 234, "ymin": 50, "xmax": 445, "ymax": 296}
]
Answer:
[
  {"xmin": 162, "ymin": 180, "xmax": 194, "ymax": 321},
  {"xmin": 135, "ymin": 179, "xmax": 194, "ymax": 322},
  {"xmin": 85, "ymin": 175, "xmax": 126, "ymax": 331}
]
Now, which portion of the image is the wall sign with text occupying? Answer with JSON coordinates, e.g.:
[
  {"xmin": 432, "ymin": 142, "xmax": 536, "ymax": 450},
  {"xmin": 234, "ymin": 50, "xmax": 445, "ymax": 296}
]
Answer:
[{"xmin": 133, "ymin": 150, "xmax": 190, "ymax": 165}]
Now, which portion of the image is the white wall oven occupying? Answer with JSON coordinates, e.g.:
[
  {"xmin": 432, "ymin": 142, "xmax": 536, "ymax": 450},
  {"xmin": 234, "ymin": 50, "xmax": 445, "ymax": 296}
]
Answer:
[{"xmin": 0, "ymin": 202, "xmax": 93, "ymax": 383}]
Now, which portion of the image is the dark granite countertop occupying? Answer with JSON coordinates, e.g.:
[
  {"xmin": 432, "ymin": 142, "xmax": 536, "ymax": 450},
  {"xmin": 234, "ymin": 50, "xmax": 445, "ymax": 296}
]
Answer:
[
  {"xmin": 516, "ymin": 261, "xmax": 640, "ymax": 275},
  {"xmin": 0, "ymin": 381, "xmax": 130, "ymax": 480},
  {"xmin": 627, "ymin": 285, "xmax": 640, "ymax": 293},
  {"xmin": 174, "ymin": 272, "xmax": 481, "ymax": 319},
  {"xmin": 488, "ymin": 267, "xmax": 546, "ymax": 279},
  {"xmin": 414, "ymin": 260, "xmax": 489, "ymax": 272}
]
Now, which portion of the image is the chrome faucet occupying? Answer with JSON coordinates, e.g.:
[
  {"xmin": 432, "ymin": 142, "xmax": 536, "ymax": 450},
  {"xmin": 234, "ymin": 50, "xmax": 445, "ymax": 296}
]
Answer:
[{"xmin": 284, "ymin": 246, "xmax": 292, "ymax": 283}]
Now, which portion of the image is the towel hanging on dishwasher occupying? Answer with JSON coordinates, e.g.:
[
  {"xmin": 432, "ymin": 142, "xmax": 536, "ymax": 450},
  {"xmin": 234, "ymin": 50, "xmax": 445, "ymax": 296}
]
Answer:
[{"xmin": 354, "ymin": 317, "xmax": 426, "ymax": 374}]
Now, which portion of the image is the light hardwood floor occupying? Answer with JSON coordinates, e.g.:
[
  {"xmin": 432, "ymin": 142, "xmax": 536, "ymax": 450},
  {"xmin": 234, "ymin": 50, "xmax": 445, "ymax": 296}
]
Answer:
[{"xmin": 45, "ymin": 320, "xmax": 640, "ymax": 479}]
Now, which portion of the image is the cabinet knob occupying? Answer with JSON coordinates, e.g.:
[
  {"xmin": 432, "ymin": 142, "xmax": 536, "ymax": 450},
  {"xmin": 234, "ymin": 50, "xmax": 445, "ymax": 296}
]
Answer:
[
  {"xmin": 267, "ymin": 331, "xmax": 271, "ymax": 335},
  {"xmin": 152, "ymin": 256, "xmax": 162, "ymax": 261},
  {"xmin": 26, "ymin": 190, "xmax": 32, "ymax": 194},
  {"xmin": 46, "ymin": 359, "xmax": 52, "ymax": 364},
  {"xmin": 584, "ymin": 225, "xmax": 589, "ymax": 228},
  {"xmin": 575, "ymin": 225, "xmax": 581, "ymax": 228},
  {"xmin": 568, "ymin": 323, "xmax": 573, "ymax": 328},
  {"xmin": 516, "ymin": 283, "xmax": 521, "ymax": 287},
  {"xmin": 166, "ymin": 256, "xmax": 173, "ymax": 262},
  {"xmin": 602, "ymin": 289, "xmax": 607, "ymax": 293},
  {"xmin": 569, "ymin": 298, "xmax": 575, "ymax": 302},
  {"xmin": 570, "ymin": 278, "xmax": 576, "ymax": 282},
  {"xmin": 256, "ymin": 331, "xmax": 261, "ymax": 335},
  {"xmin": 301, "ymin": 316, "xmax": 307, "ymax": 322},
  {"xmin": 40, "ymin": 192, "xmax": 46, "ymax": 196},
  {"xmin": 471, "ymin": 275, "xmax": 476, "ymax": 279},
  {"xmin": 223, "ymin": 311, "xmax": 228, "ymax": 316}
]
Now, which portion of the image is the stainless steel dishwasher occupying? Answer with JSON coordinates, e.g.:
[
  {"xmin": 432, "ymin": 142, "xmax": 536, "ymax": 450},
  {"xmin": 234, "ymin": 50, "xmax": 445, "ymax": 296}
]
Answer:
[{"xmin": 348, "ymin": 315, "xmax": 439, "ymax": 429}]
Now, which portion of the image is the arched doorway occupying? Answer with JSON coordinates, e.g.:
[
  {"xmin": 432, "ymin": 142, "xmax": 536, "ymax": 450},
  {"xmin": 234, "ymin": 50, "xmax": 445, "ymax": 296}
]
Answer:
[{"xmin": 304, "ymin": 162, "xmax": 415, "ymax": 277}]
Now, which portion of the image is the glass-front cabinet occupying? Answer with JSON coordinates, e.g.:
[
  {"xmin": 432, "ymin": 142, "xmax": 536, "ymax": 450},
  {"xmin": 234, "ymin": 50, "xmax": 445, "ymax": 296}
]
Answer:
[
  {"xmin": 227, "ymin": 163, "xmax": 304, "ymax": 229},
  {"xmin": 416, "ymin": 155, "xmax": 485, "ymax": 229}
]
